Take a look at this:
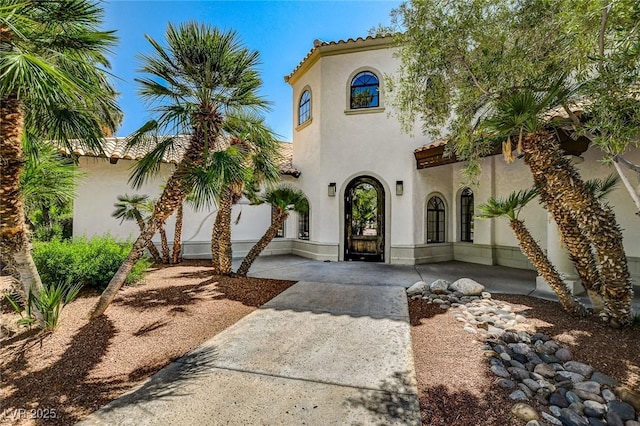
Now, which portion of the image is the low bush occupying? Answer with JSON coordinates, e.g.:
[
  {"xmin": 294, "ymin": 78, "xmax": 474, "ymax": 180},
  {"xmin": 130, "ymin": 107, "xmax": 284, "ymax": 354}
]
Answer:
[{"xmin": 33, "ymin": 236, "xmax": 152, "ymax": 291}]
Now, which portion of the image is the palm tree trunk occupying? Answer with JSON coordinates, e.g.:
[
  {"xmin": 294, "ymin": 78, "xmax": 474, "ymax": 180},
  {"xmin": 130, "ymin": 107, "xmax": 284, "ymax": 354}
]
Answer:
[
  {"xmin": 522, "ymin": 131, "xmax": 633, "ymax": 326},
  {"xmin": 172, "ymin": 203, "xmax": 183, "ymax": 264},
  {"xmin": 0, "ymin": 94, "xmax": 45, "ymax": 300},
  {"xmin": 135, "ymin": 217, "xmax": 162, "ymax": 263},
  {"xmin": 90, "ymin": 132, "xmax": 208, "ymax": 319},
  {"xmin": 509, "ymin": 219, "xmax": 588, "ymax": 316},
  {"xmin": 159, "ymin": 222, "xmax": 170, "ymax": 264},
  {"xmin": 532, "ymin": 173, "xmax": 605, "ymax": 312},
  {"xmin": 212, "ymin": 188, "xmax": 234, "ymax": 275},
  {"xmin": 237, "ymin": 209, "xmax": 288, "ymax": 277}
]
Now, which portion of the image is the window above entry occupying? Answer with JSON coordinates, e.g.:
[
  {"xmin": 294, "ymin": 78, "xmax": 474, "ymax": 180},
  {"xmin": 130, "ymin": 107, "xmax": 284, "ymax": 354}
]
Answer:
[
  {"xmin": 350, "ymin": 71, "xmax": 379, "ymax": 109},
  {"xmin": 298, "ymin": 89, "xmax": 311, "ymax": 125}
]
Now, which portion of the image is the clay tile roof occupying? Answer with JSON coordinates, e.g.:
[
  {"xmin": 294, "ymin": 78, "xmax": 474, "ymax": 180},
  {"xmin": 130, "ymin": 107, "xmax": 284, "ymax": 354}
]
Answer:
[
  {"xmin": 413, "ymin": 138, "xmax": 448, "ymax": 153},
  {"xmin": 285, "ymin": 35, "xmax": 392, "ymax": 83},
  {"xmin": 65, "ymin": 137, "xmax": 300, "ymax": 177}
]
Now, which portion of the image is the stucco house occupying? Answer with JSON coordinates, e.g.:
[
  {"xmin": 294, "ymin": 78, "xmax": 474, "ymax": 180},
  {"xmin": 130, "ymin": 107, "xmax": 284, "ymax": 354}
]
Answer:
[{"xmin": 72, "ymin": 35, "xmax": 640, "ymax": 288}]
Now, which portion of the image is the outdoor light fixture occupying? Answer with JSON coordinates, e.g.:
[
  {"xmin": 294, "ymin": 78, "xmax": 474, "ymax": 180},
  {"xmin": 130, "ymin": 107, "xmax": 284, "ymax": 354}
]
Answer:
[
  {"xmin": 328, "ymin": 182, "xmax": 336, "ymax": 197},
  {"xmin": 396, "ymin": 180, "xmax": 404, "ymax": 196}
]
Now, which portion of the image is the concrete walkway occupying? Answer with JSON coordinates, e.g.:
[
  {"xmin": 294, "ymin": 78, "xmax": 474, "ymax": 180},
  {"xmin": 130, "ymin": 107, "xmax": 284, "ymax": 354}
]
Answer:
[
  {"xmin": 79, "ymin": 255, "xmax": 639, "ymax": 425},
  {"xmin": 78, "ymin": 278, "xmax": 421, "ymax": 425}
]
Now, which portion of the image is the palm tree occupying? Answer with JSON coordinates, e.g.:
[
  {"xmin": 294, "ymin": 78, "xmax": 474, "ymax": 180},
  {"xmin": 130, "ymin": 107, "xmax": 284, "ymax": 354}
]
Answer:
[
  {"xmin": 478, "ymin": 189, "xmax": 588, "ymax": 317},
  {"xmin": 90, "ymin": 22, "xmax": 269, "ymax": 318},
  {"xmin": 236, "ymin": 185, "xmax": 308, "ymax": 277},
  {"xmin": 479, "ymin": 81, "xmax": 634, "ymax": 327},
  {"xmin": 0, "ymin": 0, "xmax": 120, "ymax": 302},
  {"xmin": 172, "ymin": 202, "xmax": 184, "ymax": 264},
  {"xmin": 112, "ymin": 194, "xmax": 163, "ymax": 264},
  {"xmin": 21, "ymin": 140, "xmax": 85, "ymax": 234}
]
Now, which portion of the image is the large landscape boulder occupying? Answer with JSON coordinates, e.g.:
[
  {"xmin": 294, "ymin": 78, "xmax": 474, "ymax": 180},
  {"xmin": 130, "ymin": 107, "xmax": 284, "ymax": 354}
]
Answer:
[
  {"xmin": 407, "ymin": 281, "xmax": 429, "ymax": 296},
  {"xmin": 449, "ymin": 278, "xmax": 485, "ymax": 296},
  {"xmin": 429, "ymin": 279, "xmax": 450, "ymax": 294}
]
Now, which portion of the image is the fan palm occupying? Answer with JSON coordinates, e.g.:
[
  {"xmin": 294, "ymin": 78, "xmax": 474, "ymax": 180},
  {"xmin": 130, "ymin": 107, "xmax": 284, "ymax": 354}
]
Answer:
[
  {"xmin": 0, "ymin": 0, "xmax": 120, "ymax": 302},
  {"xmin": 478, "ymin": 190, "xmax": 588, "ymax": 316},
  {"xmin": 91, "ymin": 22, "xmax": 269, "ymax": 318},
  {"xmin": 172, "ymin": 202, "xmax": 184, "ymax": 264},
  {"xmin": 112, "ymin": 194, "xmax": 162, "ymax": 263},
  {"xmin": 478, "ymin": 79, "xmax": 634, "ymax": 326},
  {"xmin": 236, "ymin": 185, "xmax": 308, "ymax": 277}
]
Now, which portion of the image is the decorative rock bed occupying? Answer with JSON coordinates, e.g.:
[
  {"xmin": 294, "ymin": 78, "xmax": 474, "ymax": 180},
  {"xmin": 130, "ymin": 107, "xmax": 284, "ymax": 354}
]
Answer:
[{"xmin": 407, "ymin": 279, "xmax": 640, "ymax": 426}]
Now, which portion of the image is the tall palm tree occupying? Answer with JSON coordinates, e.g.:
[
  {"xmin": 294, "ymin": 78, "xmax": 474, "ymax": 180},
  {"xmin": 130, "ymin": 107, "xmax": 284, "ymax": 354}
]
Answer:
[
  {"xmin": 236, "ymin": 185, "xmax": 308, "ymax": 277},
  {"xmin": 0, "ymin": 0, "xmax": 120, "ymax": 302},
  {"xmin": 478, "ymin": 189, "xmax": 588, "ymax": 317},
  {"xmin": 479, "ymin": 81, "xmax": 634, "ymax": 326},
  {"xmin": 90, "ymin": 22, "xmax": 269, "ymax": 318},
  {"xmin": 112, "ymin": 194, "xmax": 163, "ymax": 263},
  {"xmin": 172, "ymin": 202, "xmax": 184, "ymax": 264}
]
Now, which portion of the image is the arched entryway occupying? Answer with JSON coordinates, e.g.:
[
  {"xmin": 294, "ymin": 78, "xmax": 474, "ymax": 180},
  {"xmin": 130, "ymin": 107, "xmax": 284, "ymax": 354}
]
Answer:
[{"xmin": 344, "ymin": 176, "xmax": 385, "ymax": 262}]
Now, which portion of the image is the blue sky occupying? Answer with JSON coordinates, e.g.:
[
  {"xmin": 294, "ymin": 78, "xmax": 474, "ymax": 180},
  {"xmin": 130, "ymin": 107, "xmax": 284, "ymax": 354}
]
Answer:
[{"xmin": 103, "ymin": 1, "xmax": 402, "ymax": 141}]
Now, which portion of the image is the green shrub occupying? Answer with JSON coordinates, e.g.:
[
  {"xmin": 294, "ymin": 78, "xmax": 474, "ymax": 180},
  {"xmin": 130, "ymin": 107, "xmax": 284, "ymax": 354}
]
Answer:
[{"xmin": 33, "ymin": 235, "xmax": 150, "ymax": 291}]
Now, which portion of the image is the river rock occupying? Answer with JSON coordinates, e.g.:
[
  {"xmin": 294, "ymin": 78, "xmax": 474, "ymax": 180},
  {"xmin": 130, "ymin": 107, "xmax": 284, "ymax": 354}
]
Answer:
[
  {"xmin": 550, "ymin": 392, "xmax": 570, "ymax": 408},
  {"xmin": 512, "ymin": 403, "xmax": 540, "ymax": 422},
  {"xmin": 608, "ymin": 401, "xmax": 636, "ymax": 421},
  {"xmin": 583, "ymin": 400, "xmax": 606, "ymax": 418},
  {"xmin": 572, "ymin": 390, "xmax": 605, "ymax": 404},
  {"xmin": 564, "ymin": 361, "xmax": 594, "ymax": 378},
  {"xmin": 605, "ymin": 410, "xmax": 625, "ymax": 426},
  {"xmin": 555, "ymin": 348, "xmax": 573, "ymax": 362},
  {"xmin": 510, "ymin": 390, "xmax": 529, "ymax": 401},
  {"xmin": 541, "ymin": 411, "xmax": 563, "ymax": 425},
  {"xmin": 591, "ymin": 372, "xmax": 619, "ymax": 387},
  {"xmin": 535, "ymin": 363, "xmax": 557, "ymax": 378},
  {"xmin": 556, "ymin": 371, "xmax": 585, "ymax": 383},
  {"xmin": 449, "ymin": 278, "xmax": 485, "ymax": 295},
  {"xmin": 615, "ymin": 386, "xmax": 640, "ymax": 412},
  {"xmin": 407, "ymin": 281, "xmax": 429, "ymax": 296},
  {"xmin": 573, "ymin": 381, "xmax": 601, "ymax": 395},
  {"xmin": 429, "ymin": 279, "xmax": 450, "ymax": 294},
  {"xmin": 558, "ymin": 408, "xmax": 589, "ymax": 426},
  {"xmin": 491, "ymin": 364, "xmax": 510, "ymax": 378}
]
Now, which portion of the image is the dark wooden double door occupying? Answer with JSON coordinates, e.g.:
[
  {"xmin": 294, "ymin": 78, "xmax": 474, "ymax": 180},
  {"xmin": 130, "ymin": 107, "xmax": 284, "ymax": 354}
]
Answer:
[{"xmin": 344, "ymin": 176, "xmax": 384, "ymax": 262}]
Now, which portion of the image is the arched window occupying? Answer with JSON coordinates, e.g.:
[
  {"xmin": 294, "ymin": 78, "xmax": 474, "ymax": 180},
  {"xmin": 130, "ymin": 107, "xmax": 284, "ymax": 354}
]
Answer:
[
  {"xmin": 298, "ymin": 209, "xmax": 309, "ymax": 240},
  {"xmin": 426, "ymin": 196, "xmax": 445, "ymax": 243},
  {"xmin": 460, "ymin": 188, "xmax": 474, "ymax": 242},
  {"xmin": 350, "ymin": 71, "xmax": 379, "ymax": 109},
  {"xmin": 298, "ymin": 89, "xmax": 311, "ymax": 125}
]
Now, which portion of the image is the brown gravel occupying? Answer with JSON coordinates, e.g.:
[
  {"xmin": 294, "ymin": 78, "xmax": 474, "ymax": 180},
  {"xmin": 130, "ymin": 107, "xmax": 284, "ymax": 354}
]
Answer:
[
  {"xmin": 409, "ymin": 294, "xmax": 640, "ymax": 426},
  {"xmin": 3, "ymin": 264, "xmax": 639, "ymax": 426},
  {"xmin": 0, "ymin": 261, "xmax": 295, "ymax": 426}
]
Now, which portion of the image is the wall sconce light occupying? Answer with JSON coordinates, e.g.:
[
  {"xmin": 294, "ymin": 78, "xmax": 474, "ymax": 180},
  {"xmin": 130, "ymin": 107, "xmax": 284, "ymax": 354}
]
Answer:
[
  {"xmin": 396, "ymin": 180, "xmax": 404, "ymax": 196},
  {"xmin": 328, "ymin": 182, "xmax": 336, "ymax": 197}
]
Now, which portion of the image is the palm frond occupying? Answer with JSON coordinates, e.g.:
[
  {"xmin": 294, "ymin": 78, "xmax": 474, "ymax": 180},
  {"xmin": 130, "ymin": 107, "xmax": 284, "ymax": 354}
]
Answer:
[
  {"xmin": 584, "ymin": 174, "xmax": 619, "ymax": 200},
  {"xmin": 477, "ymin": 188, "xmax": 538, "ymax": 221}
]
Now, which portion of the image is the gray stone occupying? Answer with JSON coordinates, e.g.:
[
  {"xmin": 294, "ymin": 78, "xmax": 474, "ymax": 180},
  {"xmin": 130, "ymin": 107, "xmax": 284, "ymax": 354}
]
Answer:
[
  {"xmin": 555, "ymin": 348, "xmax": 573, "ymax": 362},
  {"xmin": 510, "ymin": 390, "xmax": 530, "ymax": 401},
  {"xmin": 570, "ymin": 402, "xmax": 585, "ymax": 416},
  {"xmin": 523, "ymin": 378, "xmax": 541, "ymax": 393},
  {"xmin": 497, "ymin": 379, "xmax": 516, "ymax": 389},
  {"xmin": 587, "ymin": 418, "xmax": 607, "ymax": 426},
  {"xmin": 407, "ymin": 280, "xmax": 429, "ymax": 296},
  {"xmin": 502, "ymin": 332, "xmax": 519, "ymax": 344},
  {"xmin": 532, "ymin": 332, "xmax": 550, "ymax": 342},
  {"xmin": 542, "ymin": 411, "xmax": 563, "ymax": 425},
  {"xmin": 565, "ymin": 391, "xmax": 582, "ymax": 405},
  {"xmin": 510, "ymin": 367, "xmax": 532, "ymax": 381},
  {"xmin": 608, "ymin": 401, "xmax": 637, "ymax": 421},
  {"xmin": 512, "ymin": 342, "xmax": 532, "ymax": 355},
  {"xmin": 550, "ymin": 392, "xmax": 570, "ymax": 408},
  {"xmin": 519, "ymin": 383, "xmax": 534, "ymax": 398},
  {"xmin": 549, "ymin": 405, "xmax": 563, "ymax": 416},
  {"xmin": 573, "ymin": 382, "xmax": 601, "ymax": 395},
  {"xmin": 606, "ymin": 410, "xmax": 625, "ymax": 426},
  {"xmin": 602, "ymin": 389, "xmax": 616, "ymax": 402},
  {"xmin": 512, "ymin": 403, "xmax": 540, "ymax": 422},
  {"xmin": 564, "ymin": 361, "xmax": 594, "ymax": 378},
  {"xmin": 625, "ymin": 421, "xmax": 640, "ymax": 426},
  {"xmin": 439, "ymin": 304, "xmax": 450, "ymax": 310},
  {"xmin": 432, "ymin": 298, "xmax": 446, "ymax": 305},
  {"xmin": 525, "ymin": 421, "xmax": 542, "ymax": 426},
  {"xmin": 535, "ymin": 363, "xmax": 559, "ymax": 378},
  {"xmin": 583, "ymin": 401, "xmax": 605, "ymax": 418},
  {"xmin": 615, "ymin": 386, "xmax": 640, "ymax": 413},
  {"xmin": 572, "ymin": 390, "xmax": 605, "ymax": 404},
  {"xmin": 499, "ymin": 352, "xmax": 512, "ymax": 361},
  {"xmin": 558, "ymin": 408, "xmax": 589, "ymax": 426},
  {"xmin": 513, "ymin": 353, "xmax": 529, "ymax": 364},
  {"xmin": 510, "ymin": 360, "xmax": 526, "ymax": 369},
  {"xmin": 591, "ymin": 372, "xmax": 619, "ymax": 387},
  {"xmin": 481, "ymin": 291, "xmax": 492, "ymax": 299},
  {"xmin": 429, "ymin": 279, "xmax": 450, "ymax": 294},
  {"xmin": 527, "ymin": 352, "xmax": 544, "ymax": 365},
  {"xmin": 449, "ymin": 278, "xmax": 485, "ymax": 296},
  {"xmin": 556, "ymin": 371, "xmax": 586, "ymax": 383},
  {"xmin": 491, "ymin": 364, "xmax": 510, "ymax": 378},
  {"xmin": 541, "ymin": 354, "xmax": 561, "ymax": 364},
  {"xmin": 542, "ymin": 341, "xmax": 560, "ymax": 354}
]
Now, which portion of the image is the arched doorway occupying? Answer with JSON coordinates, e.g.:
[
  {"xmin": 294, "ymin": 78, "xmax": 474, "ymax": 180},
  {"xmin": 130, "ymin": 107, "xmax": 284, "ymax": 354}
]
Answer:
[{"xmin": 344, "ymin": 176, "xmax": 385, "ymax": 262}]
